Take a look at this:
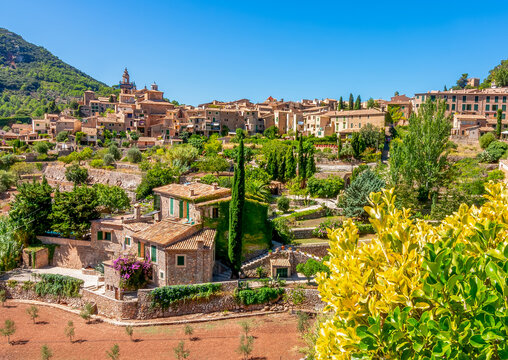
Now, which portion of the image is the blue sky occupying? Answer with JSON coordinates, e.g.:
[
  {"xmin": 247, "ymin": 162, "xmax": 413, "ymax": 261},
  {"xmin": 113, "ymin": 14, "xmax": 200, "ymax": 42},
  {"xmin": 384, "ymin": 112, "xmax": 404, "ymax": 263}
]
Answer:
[{"xmin": 3, "ymin": 0, "xmax": 508, "ymax": 105}]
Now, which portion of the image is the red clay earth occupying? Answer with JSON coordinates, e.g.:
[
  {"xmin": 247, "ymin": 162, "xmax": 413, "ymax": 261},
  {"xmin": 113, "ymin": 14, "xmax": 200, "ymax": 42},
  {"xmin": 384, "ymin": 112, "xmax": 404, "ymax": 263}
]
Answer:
[{"xmin": 0, "ymin": 301, "xmax": 305, "ymax": 360}]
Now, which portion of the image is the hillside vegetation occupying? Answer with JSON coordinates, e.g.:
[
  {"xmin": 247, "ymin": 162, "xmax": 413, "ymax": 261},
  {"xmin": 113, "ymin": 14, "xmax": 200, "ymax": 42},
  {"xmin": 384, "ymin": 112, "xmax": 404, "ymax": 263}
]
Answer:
[{"xmin": 0, "ymin": 28, "xmax": 113, "ymax": 118}]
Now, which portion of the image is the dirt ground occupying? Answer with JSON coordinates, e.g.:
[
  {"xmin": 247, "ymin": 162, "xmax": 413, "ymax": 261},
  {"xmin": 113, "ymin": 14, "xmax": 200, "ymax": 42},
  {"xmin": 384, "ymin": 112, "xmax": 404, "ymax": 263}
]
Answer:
[{"xmin": 0, "ymin": 301, "xmax": 305, "ymax": 360}]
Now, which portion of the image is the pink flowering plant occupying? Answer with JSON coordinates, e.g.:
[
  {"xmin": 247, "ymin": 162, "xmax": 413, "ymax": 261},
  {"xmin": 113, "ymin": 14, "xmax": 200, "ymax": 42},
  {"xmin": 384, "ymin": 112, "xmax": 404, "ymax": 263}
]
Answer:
[{"xmin": 112, "ymin": 255, "xmax": 152, "ymax": 290}]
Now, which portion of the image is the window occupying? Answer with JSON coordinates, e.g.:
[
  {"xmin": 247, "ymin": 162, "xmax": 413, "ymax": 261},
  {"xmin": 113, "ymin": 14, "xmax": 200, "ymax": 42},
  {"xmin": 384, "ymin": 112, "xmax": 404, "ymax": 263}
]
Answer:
[
  {"xmin": 452, "ymin": 104, "xmax": 456, "ymax": 111},
  {"xmin": 170, "ymin": 198, "xmax": 173, "ymax": 215},
  {"xmin": 475, "ymin": 96, "xmax": 479, "ymax": 102},
  {"xmin": 179, "ymin": 200, "xmax": 184, "ymax": 218},
  {"xmin": 105, "ymin": 232, "xmax": 111, "ymax": 241},
  {"xmin": 462, "ymin": 104, "xmax": 466, "ymax": 111},
  {"xmin": 462, "ymin": 96, "xmax": 466, "ymax": 102},
  {"xmin": 493, "ymin": 105, "xmax": 498, "ymax": 111},
  {"xmin": 503, "ymin": 96, "xmax": 507, "ymax": 103},
  {"xmin": 474, "ymin": 104, "xmax": 478, "ymax": 111},
  {"xmin": 138, "ymin": 242, "xmax": 142, "ymax": 257},
  {"xmin": 97, "ymin": 231, "xmax": 103, "ymax": 240},
  {"xmin": 176, "ymin": 255, "xmax": 185, "ymax": 267},
  {"xmin": 276, "ymin": 268, "xmax": 288, "ymax": 278},
  {"xmin": 358, "ymin": 123, "xmax": 361, "ymax": 128},
  {"xmin": 495, "ymin": 96, "xmax": 498, "ymax": 103},
  {"xmin": 452, "ymin": 96, "xmax": 456, "ymax": 102},
  {"xmin": 154, "ymin": 195, "xmax": 161, "ymax": 211},
  {"xmin": 125, "ymin": 237, "xmax": 131, "ymax": 246},
  {"xmin": 212, "ymin": 207, "xmax": 219, "ymax": 219},
  {"xmin": 487, "ymin": 96, "xmax": 490, "ymax": 103},
  {"xmin": 486, "ymin": 105, "xmax": 490, "ymax": 111},
  {"xmin": 503, "ymin": 105, "xmax": 506, "ymax": 111},
  {"xmin": 151, "ymin": 245, "xmax": 157, "ymax": 263},
  {"xmin": 159, "ymin": 271, "xmax": 164, "ymax": 279}
]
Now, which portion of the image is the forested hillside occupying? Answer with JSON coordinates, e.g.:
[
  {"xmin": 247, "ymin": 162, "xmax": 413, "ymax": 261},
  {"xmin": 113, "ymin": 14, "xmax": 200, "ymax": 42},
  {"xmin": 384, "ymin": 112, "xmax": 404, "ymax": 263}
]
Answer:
[{"xmin": 0, "ymin": 28, "xmax": 113, "ymax": 118}]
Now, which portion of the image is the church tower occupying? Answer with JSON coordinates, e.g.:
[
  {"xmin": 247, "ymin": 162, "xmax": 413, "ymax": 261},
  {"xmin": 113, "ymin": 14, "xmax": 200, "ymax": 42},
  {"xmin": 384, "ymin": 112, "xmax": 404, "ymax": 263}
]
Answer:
[{"xmin": 120, "ymin": 68, "xmax": 134, "ymax": 94}]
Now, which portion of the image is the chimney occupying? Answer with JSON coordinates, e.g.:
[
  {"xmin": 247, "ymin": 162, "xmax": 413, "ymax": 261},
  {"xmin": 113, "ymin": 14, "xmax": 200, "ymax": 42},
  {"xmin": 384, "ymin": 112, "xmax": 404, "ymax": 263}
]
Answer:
[
  {"xmin": 212, "ymin": 183, "xmax": 219, "ymax": 190},
  {"xmin": 197, "ymin": 240, "xmax": 204, "ymax": 250},
  {"xmin": 189, "ymin": 189, "xmax": 195, "ymax": 196},
  {"xmin": 155, "ymin": 211, "xmax": 162, "ymax": 222},
  {"xmin": 134, "ymin": 204, "xmax": 141, "ymax": 219}
]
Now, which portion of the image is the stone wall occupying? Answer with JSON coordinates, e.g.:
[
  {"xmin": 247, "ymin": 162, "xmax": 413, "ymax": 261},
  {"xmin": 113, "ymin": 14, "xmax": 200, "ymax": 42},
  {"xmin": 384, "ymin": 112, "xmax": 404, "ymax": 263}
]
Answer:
[
  {"xmin": 291, "ymin": 227, "xmax": 315, "ymax": 239},
  {"xmin": 295, "ymin": 243, "xmax": 330, "ymax": 259},
  {"xmin": 43, "ymin": 164, "xmax": 142, "ymax": 200},
  {"xmin": 0, "ymin": 279, "xmax": 322, "ymax": 320},
  {"xmin": 22, "ymin": 248, "xmax": 49, "ymax": 269}
]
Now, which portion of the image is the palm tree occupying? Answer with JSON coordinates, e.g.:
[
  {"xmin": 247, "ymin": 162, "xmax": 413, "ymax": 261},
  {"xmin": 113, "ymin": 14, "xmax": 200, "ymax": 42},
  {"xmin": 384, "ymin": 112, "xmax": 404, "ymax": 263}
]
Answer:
[{"xmin": 246, "ymin": 179, "xmax": 271, "ymax": 202}]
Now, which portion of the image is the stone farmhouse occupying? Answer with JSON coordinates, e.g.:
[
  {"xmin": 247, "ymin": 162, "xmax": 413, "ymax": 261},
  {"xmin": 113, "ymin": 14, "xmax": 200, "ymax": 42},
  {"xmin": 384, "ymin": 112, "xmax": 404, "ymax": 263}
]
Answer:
[{"xmin": 91, "ymin": 182, "xmax": 232, "ymax": 288}]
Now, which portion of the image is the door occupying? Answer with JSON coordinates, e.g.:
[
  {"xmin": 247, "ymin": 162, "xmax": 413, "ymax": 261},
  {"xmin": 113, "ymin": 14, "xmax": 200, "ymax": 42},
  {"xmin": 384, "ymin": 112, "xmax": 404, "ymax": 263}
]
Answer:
[{"xmin": 276, "ymin": 267, "xmax": 288, "ymax": 278}]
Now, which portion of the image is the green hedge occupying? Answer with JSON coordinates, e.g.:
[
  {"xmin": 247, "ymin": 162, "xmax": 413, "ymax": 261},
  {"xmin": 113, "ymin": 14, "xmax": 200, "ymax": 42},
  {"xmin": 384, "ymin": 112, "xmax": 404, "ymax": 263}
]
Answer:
[
  {"xmin": 34, "ymin": 274, "xmax": 83, "ymax": 298},
  {"xmin": 213, "ymin": 199, "xmax": 272, "ymax": 262},
  {"xmin": 234, "ymin": 286, "xmax": 285, "ymax": 306},
  {"xmin": 150, "ymin": 283, "xmax": 222, "ymax": 309}
]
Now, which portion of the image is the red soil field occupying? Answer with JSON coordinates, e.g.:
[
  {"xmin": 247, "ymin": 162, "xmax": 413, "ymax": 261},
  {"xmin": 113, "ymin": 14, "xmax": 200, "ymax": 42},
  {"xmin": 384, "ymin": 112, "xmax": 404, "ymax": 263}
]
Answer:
[{"xmin": 0, "ymin": 301, "xmax": 305, "ymax": 360}]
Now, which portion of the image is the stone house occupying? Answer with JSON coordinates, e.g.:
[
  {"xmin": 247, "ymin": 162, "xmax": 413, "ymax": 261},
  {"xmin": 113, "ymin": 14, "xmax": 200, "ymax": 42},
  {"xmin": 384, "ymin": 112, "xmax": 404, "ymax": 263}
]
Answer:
[{"xmin": 93, "ymin": 183, "xmax": 231, "ymax": 289}]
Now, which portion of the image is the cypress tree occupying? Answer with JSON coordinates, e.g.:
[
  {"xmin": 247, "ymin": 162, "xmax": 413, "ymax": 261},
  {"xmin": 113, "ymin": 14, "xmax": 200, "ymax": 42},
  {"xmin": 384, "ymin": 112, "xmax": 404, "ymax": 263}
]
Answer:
[
  {"xmin": 297, "ymin": 134, "xmax": 306, "ymax": 178},
  {"xmin": 338, "ymin": 96, "xmax": 343, "ymax": 111},
  {"xmin": 285, "ymin": 146, "xmax": 296, "ymax": 180},
  {"xmin": 278, "ymin": 150, "xmax": 286, "ymax": 182},
  {"xmin": 305, "ymin": 147, "xmax": 316, "ymax": 178},
  {"xmin": 496, "ymin": 109, "xmax": 503, "ymax": 139},
  {"xmin": 338, "ymin": 136, "xmax": 343, "ymax": 154},
  {"xmin": 348, "ymin": 93, "xmax": 354, "ymax": 110},
  {"xmin": 228, "ymin": 134, "xmax": 245, "ymax": 278},
  {"xmin": 354, "ymin": 95, "xmax": 361, "ymax": 110}
]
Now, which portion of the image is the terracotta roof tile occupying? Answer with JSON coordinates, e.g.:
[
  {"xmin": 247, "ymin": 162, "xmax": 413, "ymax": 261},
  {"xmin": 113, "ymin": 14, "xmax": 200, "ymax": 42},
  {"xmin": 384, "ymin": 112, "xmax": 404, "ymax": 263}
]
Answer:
[
  {"xmin": 153, "ymin": 183, "xmax": 231, "ymax": 202},
  {"xmin": 133, "ymin": 218, "xmax": 198, "ymax": 246},
  {"xmin": 165, "ymin": 228, "xmax": 216, "ymax": 250}
]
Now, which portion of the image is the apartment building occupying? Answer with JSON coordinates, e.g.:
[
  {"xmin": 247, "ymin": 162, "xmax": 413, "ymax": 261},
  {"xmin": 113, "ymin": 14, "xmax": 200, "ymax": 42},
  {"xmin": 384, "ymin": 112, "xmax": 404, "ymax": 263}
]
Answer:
[{"xmin": 413, "ymin": 88, "xmax": 508, "ymax": 120}]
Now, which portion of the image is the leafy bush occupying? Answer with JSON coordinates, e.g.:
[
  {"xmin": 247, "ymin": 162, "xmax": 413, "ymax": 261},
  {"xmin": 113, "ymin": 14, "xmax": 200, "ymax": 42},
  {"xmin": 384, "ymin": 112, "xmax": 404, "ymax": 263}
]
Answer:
[
  {"xmin": 127, "ymin": 147, "xmax": 142, "ymax": 163},
  {"xmin": 479, "ymin": 132, "xmax": 496, "ymax": 149},
  {"xmin": 234, "ymin": 286, "xmax": 284, "ymax": 306},
  {"xmin": 65, "ymin": 164, "xmax": 88, "ymax": 184},
  {"xmin": 103, "ymin": 153, "xmax": 115, "ymax": 166},
  {"xmin": 199, "ymin": 174, "xmax": 218, "ymax": 185},
  {"xmin": 483, "ymin": 140, "xmax": 508, "ymax": 162},
  {"xmin": 277, "ymin": 195, "xmax": 290, "ymax": 212},
  {"xmin": 90, "ymin": 159, "xmax": 104, "ymax": 168},
  {"xmin": 312, "ymin": 219, "xmax": 342, "ymax": 238},
  {"xmin": 296, "ymin": 258, "xmax": 329, "ymax": 280},
  {"xmin": 34, "ymin": 274, "xmax": 83, "ymax": 297},
  {"xmin": 272, "ymin": 217, "xmax": 294, "ymax": 244},
  {"xmin": 150, "ymin": 283, "xmax": 222, "ymax": 309},
  {"xmin": 315, "ymin": 184, "xmax": 508, "ymax": 359}
]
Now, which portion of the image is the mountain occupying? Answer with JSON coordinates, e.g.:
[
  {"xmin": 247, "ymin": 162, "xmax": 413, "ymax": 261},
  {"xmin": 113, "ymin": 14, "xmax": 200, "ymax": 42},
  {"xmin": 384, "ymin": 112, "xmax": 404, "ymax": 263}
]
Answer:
[{"xmin": 0, "ymin": 28, "xmax": 114, "ymax": 118}]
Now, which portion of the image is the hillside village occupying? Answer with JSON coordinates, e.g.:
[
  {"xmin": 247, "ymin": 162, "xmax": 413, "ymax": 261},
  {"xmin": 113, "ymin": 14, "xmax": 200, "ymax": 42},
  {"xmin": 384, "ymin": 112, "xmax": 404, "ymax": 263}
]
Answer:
[{"xmin": 1, "ymin": 32, "xmax": 508, "ymax": 360}]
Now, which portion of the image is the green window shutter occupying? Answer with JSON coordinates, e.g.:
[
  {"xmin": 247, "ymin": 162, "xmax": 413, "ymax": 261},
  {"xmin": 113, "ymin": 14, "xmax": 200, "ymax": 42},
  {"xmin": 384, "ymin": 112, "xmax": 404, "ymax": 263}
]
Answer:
[
  {"xmin": 105, "ymin": 232, "xmax": 111, "ymax": 241},
  {"xmin": 187, "ymin": 202, "xmax": 190, "ymax": 220},
  {"xmin": 137, "ymin": 242, "xmax": 141, "ymax": 257},
  {"xmin": 170, "ymin": 198, "xmax": 173, "ymax": 215},
  {"xmin": 97, "ymin": 231, "xmax": 103, "ymax": 240},
  {"xmin": 177, "ymin": 255, "xmax": 185, "ymax": 266},
  {"xmin": 151, "ymin": 245, "xmax": 157, "ymax": 262},
  {"xmin": 179, "ymin": 200, "xmax": 183, "ymax": 218}
]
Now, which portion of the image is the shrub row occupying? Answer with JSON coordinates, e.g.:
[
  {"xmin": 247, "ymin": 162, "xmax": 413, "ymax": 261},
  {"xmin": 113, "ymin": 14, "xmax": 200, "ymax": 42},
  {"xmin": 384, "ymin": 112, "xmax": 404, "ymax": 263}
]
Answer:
[
  {"xmin": 234, "ymin": 286, "xmax": 284, "ymax": 306},
  {"xmin": 34, "ymin": 274, "xmax": 83, "ymax": 298},
  {"xmin": 150, "ymin": 283, "xmax": 222, "ymax": 309}
]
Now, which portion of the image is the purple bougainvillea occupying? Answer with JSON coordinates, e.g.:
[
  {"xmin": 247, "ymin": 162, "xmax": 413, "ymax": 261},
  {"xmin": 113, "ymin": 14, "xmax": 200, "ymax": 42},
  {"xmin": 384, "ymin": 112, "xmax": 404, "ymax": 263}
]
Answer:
[{"xmin": 112, "ymin": 255, "xmax": 152, "ymax": 290}]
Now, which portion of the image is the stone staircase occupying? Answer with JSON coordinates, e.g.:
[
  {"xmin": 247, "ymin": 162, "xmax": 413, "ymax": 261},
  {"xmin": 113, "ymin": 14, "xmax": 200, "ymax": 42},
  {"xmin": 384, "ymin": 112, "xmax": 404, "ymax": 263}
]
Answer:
[{"xmin": 213, "ymin": 268, "xmax": 232, "ymax": 282}]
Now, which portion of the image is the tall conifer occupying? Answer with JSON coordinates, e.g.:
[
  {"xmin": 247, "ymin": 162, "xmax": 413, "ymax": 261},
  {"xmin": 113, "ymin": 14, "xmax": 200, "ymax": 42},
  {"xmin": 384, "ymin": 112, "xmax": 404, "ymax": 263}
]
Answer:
[{"xmin": 228, "ymin": 134, "xmax": 245, "ymax": 278}]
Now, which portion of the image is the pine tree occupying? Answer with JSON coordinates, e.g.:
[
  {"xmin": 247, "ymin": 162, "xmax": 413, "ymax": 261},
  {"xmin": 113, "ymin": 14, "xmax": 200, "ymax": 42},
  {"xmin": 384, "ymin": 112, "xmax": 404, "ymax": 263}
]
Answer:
[
  {"xmin": 348, "ymin": 93, "xmax": 354, "ymax": 110},
  {"xmin": 285, "ymin": 147, "xmax": 296, "ymax": 180},
  {"xmin": 9, "ymin": 177, "xmax": 53, "ymax": 239},
  {"xmin": 354, "ymin": 95, "xmax": 361, "ymax": 110},
  {"xmin": 228, "ymin": 134, "xmax": 245, "ymax": 279},
  {"xmin": 496, "ymin": 109, "xmax": 503, "ymax": 139},
  {"xmin": 338, "ymin": 96, "xmax": 343, "ymax": 111}
]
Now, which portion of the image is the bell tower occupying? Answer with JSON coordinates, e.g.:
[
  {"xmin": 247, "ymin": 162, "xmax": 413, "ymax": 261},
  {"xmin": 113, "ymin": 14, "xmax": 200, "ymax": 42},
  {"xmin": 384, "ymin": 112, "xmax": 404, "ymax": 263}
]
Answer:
[{"xmin": 119, "ymin": 68, "xmax": 134, "ymax": 94}]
